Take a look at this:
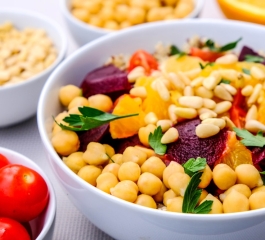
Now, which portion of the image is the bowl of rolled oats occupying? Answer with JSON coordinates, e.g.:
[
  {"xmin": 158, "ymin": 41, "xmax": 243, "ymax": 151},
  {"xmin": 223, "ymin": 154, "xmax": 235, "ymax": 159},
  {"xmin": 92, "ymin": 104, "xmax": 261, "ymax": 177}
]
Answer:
[{"xmin": 0, "ymin": 8, "xmax": 67, "ymax": 127}]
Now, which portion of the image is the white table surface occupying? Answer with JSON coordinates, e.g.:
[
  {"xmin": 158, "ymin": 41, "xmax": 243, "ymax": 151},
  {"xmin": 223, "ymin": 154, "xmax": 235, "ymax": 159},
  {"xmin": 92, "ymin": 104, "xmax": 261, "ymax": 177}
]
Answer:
[{"xmin": 1, "ymin": 1, "xmax": 265, "ymax": 240}]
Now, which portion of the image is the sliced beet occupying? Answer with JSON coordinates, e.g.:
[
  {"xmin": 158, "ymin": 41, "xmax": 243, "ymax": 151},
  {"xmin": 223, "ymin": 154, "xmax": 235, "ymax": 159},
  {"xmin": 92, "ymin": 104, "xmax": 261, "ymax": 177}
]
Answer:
[
  {"xmin": 164, "ymin": 119, "xmax": 229, "ymax": 168},
  {"xmin": 250, "ymin": 146, "xmax": 265, "ymax": 169},
  {"xmin": 238, "ymin": 46, "xmax": 265, "ymax": 64},
  {"xmin": 80, "ymin": 64, "xmax": 131, "ymax": 100}
]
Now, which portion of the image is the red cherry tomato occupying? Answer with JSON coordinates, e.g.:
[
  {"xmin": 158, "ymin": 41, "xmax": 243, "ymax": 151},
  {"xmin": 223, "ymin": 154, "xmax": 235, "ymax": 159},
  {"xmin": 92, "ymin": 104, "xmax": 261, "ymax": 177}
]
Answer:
[
  {"xmin": 0, "ymin": 217, "xmax": 31, "ymax": 240},
  {"xmin": 0, "ymin": 154, "xmax": 10, "ymax": 169},
  {"xmin": 230, "ymin": 90, "xmax": 247, "ymax": 128},
  {"xmin": 0, "ymin": 164, "xmax": 49, "ymax": 222},
  {"xmin": 128, "ymin": 50, "xmax": 158, "ymax": 74},
  {"xmin": 190, "ymin": 47, "xmax": 224, "ymax": 62}
]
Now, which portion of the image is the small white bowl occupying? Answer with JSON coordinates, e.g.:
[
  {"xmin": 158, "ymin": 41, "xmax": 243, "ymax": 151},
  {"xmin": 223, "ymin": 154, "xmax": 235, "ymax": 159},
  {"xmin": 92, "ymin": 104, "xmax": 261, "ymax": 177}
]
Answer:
[
  {"xmin": 60, "ymin": 0, "xmax": 205, "ymax": 46},
  {"xmin": 0, "ymin": 147, "xmax": 56, "ymax": 240},
  {"xmin": 0, "ymin": 9, "xmax": 67, "ymax": 128}
]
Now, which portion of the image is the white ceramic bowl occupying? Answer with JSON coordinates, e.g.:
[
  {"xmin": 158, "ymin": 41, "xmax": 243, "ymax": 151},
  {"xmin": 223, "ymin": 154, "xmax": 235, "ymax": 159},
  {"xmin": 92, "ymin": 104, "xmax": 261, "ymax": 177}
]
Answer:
[
  {"xmin": 38, "ymin": 19, "xmax": 265, "ymax": 240},
  {"xmin": 60, "ymin": 0, "xmax": 205, "ymax": 46},
  {"xmin": 0, "ymin": 147, "xmax": 56, "ymax": 240},
  {"xmin": 0, "ymin": 9, "xmax": 67, "ymax": 128}
]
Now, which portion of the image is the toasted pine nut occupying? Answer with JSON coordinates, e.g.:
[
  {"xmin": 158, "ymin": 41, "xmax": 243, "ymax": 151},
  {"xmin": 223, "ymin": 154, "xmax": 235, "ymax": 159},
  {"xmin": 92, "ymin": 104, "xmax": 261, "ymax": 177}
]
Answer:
[
  {"xmin": 183, "ymin": 67, "xmax": 201, "ymax": 80},
  {"xmin": 175, "ymin": 107, "xmax": 197, "ymax": 119},
  {"xmin": 202, "ymin": 118, "xmax": 226, "ymax": 129},
  {"xmin": 220, "ymin": 83, "xmax": 237, "ymax": 95},
  {"xmin": 241, "ymin": 85, "xmax": 253, "ymax": 97},
  {"xmin": 222, "ymin": 116, "xmax": 235, "ymax": 130},
  {"xmin": 178, "ymin": 72, "xmax": 191, "ymax": 86},
  {"xmin": 168, "ymin": 104, "xmax": 178, "ymax": 124},
  {"xmin": 219, "ymin": 69, "xmax": 240, "ymax": 82},
  {"xmin": 127, "ymin": 66, "xmax": 145, "ymax": 83},
  {"xmin": 190, "ymin": 76, "xmax": 204, "ymax": 88},
  {"xmin": 195, "ymin": 86, "xmax": 214, "ymax": 99},
  {"xmin": 245, "ymin": 120, "xmax": 265, "ymax": 133},
  {"xmin": 214, "ymin": 85, "xmax": 233, "ymax": 101},
  {"xmin": 130, "ymin": 86, "xmax": 147, "ymax": 98},
  {"xmin": 250, "ymin": 66, "xmax": 265, "ymax": 81},
  {"xmin": 215, "ymin": 54, "xmax": 238, "ymax": 65},
  {"xmin": 213, "ymin": 101, "xmax": 232, "ymax": 115},
  {"xmin": 178, "ymin": 96, "xmax": 203, "ymax": 109},
  {"xmin": 168, "ymin": 72, "xmax": 185, "ymax": 90},
  {"xmin": 198, "ymin": 108, "xmax": 217, "ymax": 116},
  {"xmin": 161, "ymin": 127, "xmax": 179, "ymax": 144},
  {"xmin": 199, "ymin": 111, "xmax": 217, "ymax": 120},
  {"xmin": 156, "ymin": 119, "xmax": 173, "ymax": 132},
  {"xmin": 155, "ymin": 79, "xmax": 170, "ymax": 101},
  {"xmin": 246, "ymin": 105, "xmax": 258, "ymax": 122},
  {"xmin": 247, "ymin": 83, "xmax": 262, "ymax": 105},
  {"xmin": 203, "ymin": 75, "xmax": 221, "ymax": 91},
  {"xmin": 203, "ymin": 98, "xmax": 216, "ymax": 109},
  {"xmin": 0, "ymin": 70, "xmax": 10, "ymax": 82},
  {"xmin": 196, "ymin": 123, "xmax": 220, "ymax": 138},
  {"xmin": 150, "ymin": 70, "xmax": 163, "ymax": 78},
  {"xmin": 183, "ymin": 86, "xmax": 194, "ymax": 96},
  {"xmin": 144, "ymin": 112, "xmax": 158, "ymax": 125}
]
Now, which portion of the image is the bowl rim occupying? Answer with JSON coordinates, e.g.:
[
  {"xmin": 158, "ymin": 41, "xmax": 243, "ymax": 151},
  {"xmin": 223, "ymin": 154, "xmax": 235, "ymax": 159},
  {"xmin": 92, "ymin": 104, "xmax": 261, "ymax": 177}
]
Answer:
[
  {"xmin": 0, "ymin": 8, "xmax": 67, "ymax": 91},
  {"xmin": 38, "ymin": 18, "xmax": 265, "ymax": 221},
  {"xmin": 0, "ymin": 146, "xmax": 56, "ymax": 240},
  {"xmin": 60, "ymin": 0, "xmax": 205, "ymax": 34}
]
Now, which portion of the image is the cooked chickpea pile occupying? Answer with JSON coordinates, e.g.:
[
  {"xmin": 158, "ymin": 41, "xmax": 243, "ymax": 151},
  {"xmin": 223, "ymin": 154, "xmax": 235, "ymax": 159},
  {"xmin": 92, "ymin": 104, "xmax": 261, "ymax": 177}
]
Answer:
[
  {"xmin": 71, "ymin": 0, "xmax": 194, "ymax": 30},
  {"xmin": 0, "ymin": 22, "xmax": 57, "ymax": 86}
]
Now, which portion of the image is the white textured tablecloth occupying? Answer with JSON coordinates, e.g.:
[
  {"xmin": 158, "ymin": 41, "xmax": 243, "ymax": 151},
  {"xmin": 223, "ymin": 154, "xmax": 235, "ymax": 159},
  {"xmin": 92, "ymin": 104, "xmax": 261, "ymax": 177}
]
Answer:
[{"xmin": 1, "ymin": 1, "xmax": 265, "ymax": 239}]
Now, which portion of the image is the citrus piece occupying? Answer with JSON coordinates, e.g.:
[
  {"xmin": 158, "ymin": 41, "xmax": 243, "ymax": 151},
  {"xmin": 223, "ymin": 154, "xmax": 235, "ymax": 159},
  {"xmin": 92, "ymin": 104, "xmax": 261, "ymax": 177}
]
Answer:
[
  {"xmin": 109, "ymin": 94, "xmax": 145, "ymax": 139},
  {"xmin": 257, "ymin": 98, "xmax": 265, "ymax": 124},
  {"xmin": 217, "ymin": 0, "xmax": 265, "ymax": 25}
]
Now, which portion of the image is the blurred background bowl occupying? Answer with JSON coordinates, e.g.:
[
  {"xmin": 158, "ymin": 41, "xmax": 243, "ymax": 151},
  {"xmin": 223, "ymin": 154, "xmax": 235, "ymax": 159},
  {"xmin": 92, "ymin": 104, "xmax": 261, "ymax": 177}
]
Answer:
[
  {"xmin": 60, "ymin": 0, "xmax": 205, "ymax": 46},
  {"xmin": 38, "ymin": 19, "xmax": 265, "ymax": 240},
  {"xmin": 0, "ymin": 9, "xmax": 67, "ymax": 128},
  {"xmin": 0, "ymin": 146, "xmax": 56, "ymax": 240}
]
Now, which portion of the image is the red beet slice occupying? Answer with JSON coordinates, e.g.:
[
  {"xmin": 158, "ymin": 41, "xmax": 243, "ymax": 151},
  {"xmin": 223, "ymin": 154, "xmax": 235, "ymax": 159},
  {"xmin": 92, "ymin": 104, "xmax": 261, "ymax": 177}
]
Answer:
[
  {"xmin": 238, "ymin": 46, "xmax": 265, "ymax": 64},
  {"xmin": 80, "ymin": 64, "xmax": 131, "ymax": 100},
  {"xmin": 251, "ymin": 146, "xmax": 265, "ymax": 169},
  {"xmin": 164, "ymin": 119, "xmax": 229, "ymax": 168}
]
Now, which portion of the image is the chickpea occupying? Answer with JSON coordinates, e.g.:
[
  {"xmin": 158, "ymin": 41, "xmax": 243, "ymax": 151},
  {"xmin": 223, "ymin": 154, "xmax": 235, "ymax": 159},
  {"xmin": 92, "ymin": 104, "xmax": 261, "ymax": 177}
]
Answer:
[
  {"xmin": 72, "ymin": 8, "xmax": 90, "ymax": 22},
  {"xmin": 115, "ymin": 4, "xmax": 129, "ymax": 23},
  {"xmin": 68, "ymin": 96, "xmax": 89, "ymax": 110},
  {"xmin": 153, "ymin": 182, "xmax": 168, "ymax": 203},
  {"xmin": 122, "ymin": 146, "xmax": 147, "ymax": 166},
  {"xmin": 163, "ymin": 189, "xmax": 177, "ymax": 206},
  {"xmin": 249, "ymin": 191, "xmax": 265, "ymax": 210},
  {"xmin": 120, "ymin": 21, "xmax": 132, "ymax": 29},
  {"xmin": 213, "ymin": 163, "xmax": 237, "ymax": 190},
  {"xmin": 134, "ymin": 145, "xmax": 156, "ymax": 158},
  {"xmin": 83, "ymin": 142, "xmax": 109, "ymax": 166},
  {"xmin": 52, "ymin": 111, "xmax": 68, "ymax": 136},
  {"xmin": 137, "ymin": 172, "xmax": 162, "ymax": 196},
  {"xmin": 167, "ymin": 197, "xmax": 183, "ymax": 213},
  {"xmin": 141, "ymin": 156, "xmax": 166, "ymax": 180},
  {"xmin": 223, "ymin": 190, "xmax": 249, "ymax": 213},
  {"xmin": 163, "ymin": 161, "xmax": 184, "ymax": 188},
  {"xmin": 198, "ymin": 164, "xmax": 212, "ymax": 189},
  {"xmin": 103, "ymin": 144, "xmax": 115, "ymax": 158},
  {"xmin": 111, "ymin": 153, "xmax": 123, "ymax": 165},
  {"xmin": 51, "ymin": 130, "xmax": 80, "ymax": 156},
  {"xmin": 219, "ymin": 184, "xmax": 251, "ymax": 202},
  {"xmin": 68, "ymin": 106, "xmax": 81, "ymax": 115},
  {"xmin": 88, "ymin": 15, "xmax": 103, "ymax": 28},
  {"xmin": 88, "ymin": 94, "xmax": 113, "ymax": 112},
  {"xmin": 174, "ymin": 2, "xmax": 194, "ymax": 18},
  {"xmin": 77, "ymin": 165, "xmax": 102, "ymax": 186},
  {"xmin": 138, "ymin": 124, "xmax": 156, "ymax": 147},
  {"xmin": 235, "ymin": 164, "xmax": 263, "ymax": 189},
  {"xmin": 82, "ymin": 0, "xmax": 101, "ymax": 14},
  {"xmin": 118, "ymin": 161, "xmax": 141, "ymax": 182},
  {"xmin": 134, "ymin": 194, "xmax": 157, "ymax": 209},
  {"xmin": 110, "ymin": 180, "xmax": 138, "ymax": 202},
  {"xmin": 198, "ymin": 189, "xmax": 208, "ymax": 204},
  {"xmin": 100, "ymin": 7, "xmax": 115, "ymax": 22},
  {"xmin": 59, "ymin": 84, "xmax": 82, "ymax": 107},
  {"xmin": 168, "ymin": 172, "xmax": 191, "ymax": 196},
  {"xmin": 62, "ymin": 151, "xmax": 87, "ymax": 173},
  {"xmin": 252, "ymin": 185, "xmax": 265, "ymax": 194},
  {"xmin": 103, "ymin": 20, "xmax": 120, "ymax": 31},
  {"xmin": 102, "ymin": 162, "xmax": 120, "ymax": 178},
  {"xmin": 200, "ymin": 194, "xmax": 223, "ymax": 214},
  {"xmin": 127, "ymin": 7, "xmax": 146, "ymax": 25},
  {"xmin": 96, "ymin": 172, "xmax": 119, "ymax": 194},
  {"xmin": 162, "ymin": 0, "xmax": 179, "ymax": 6}
]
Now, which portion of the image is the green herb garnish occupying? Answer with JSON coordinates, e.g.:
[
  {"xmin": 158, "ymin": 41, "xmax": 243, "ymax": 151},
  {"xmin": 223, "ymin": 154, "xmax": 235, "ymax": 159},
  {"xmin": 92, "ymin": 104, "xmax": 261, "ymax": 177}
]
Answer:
[
  {"xmin": 148, "ymin": 126, "xmax": 167, "ymax": 155},
  {"xmin": 244, "ymin": 54, "xmax": 265, "ymax": 63},
  {"xmin": 56, "ymin": 106, "xmax": 138, "ymax": 131},
  {"xmin": 242, "ymin": 68, "xmax": 251, "ymax": 75},
  {"xmin": 199, "ymin": 62, "xmax": 214, "ymax": 70},
  {"xmin": 170, "ymin": 45, "xmax": 181, "ymax": 55},
  {"xmin": 182, "ymin": 171, "xmax": 213, "ymax": 214},
  {"xmin": 183, "ymin": 157, "xmax": 207, "ymax": 177},
  {"xmin": 233, "ymin": 127, "xmax": 265, "ymax": 147},
  {"xmin": 205, "ymin": 37, "xmax": 242, "ymax": 52}
]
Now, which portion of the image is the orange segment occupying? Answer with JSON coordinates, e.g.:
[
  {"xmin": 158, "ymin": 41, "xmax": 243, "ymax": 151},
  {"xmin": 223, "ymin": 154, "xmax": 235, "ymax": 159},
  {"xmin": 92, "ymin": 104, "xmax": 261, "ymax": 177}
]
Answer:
[
  {"xmin": 217, "ymin": 0, "xmax": 265, "ymax": 25},
  {"xmin": 257, "ymin": 97, "xmax": 265, "ymax": 124},
  {"xmin": 109, "ymin": 94, "xmax": 145, "ymax": 139}
]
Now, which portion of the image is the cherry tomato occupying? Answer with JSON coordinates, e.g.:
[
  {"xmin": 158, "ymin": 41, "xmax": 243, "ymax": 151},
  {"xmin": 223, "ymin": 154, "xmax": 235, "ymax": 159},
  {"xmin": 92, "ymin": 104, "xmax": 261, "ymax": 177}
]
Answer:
[
  {"xmin": 0, "ymin": 154, "xmax": 10, "ymax": 169},
  {"xmin": 190, "ymin": 47, "xmax": 224, "ymax": 62},
  {"xmin": 0, "ymin": 164, "xmax": 49, "ymax": 222},
  {"xmin": 0, "ymin": 217, "xmax": 31, "ymax": 240},
  {"xmin": 128, "ymin": 50, "xmax": 158, "ymax": 74}
]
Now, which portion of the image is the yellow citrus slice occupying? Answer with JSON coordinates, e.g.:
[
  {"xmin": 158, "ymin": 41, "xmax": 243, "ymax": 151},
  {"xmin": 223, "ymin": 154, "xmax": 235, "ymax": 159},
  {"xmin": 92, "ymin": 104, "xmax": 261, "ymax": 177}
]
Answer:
[{"xmin": 217, "ymin": 0, "xmax": 265, "ymax": 25}]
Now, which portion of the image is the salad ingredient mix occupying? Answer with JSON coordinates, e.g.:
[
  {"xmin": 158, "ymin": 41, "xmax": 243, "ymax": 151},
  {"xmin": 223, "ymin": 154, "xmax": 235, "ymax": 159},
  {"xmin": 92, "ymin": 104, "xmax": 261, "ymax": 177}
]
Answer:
[{"xmin": 52, "ymin": 36, "xmax": 265, "ymax": 214}]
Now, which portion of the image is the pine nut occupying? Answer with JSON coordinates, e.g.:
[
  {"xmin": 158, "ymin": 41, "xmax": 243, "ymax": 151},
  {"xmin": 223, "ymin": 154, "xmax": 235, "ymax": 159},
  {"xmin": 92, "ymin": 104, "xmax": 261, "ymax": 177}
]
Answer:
[
  {"xmin": 242, "ymin": 73, "xmax": 251, "ymax": 81},
  {"xmin": 168, "ymin": 104, "xmax": 178, "ymax": 124},
  {"xmin": 155, "ymin": 79, "xmax": 170, "ymax": 101},
  {"xmin": 202, "ymin": 118, "xmax": 226, "ymax": 129},
  {"xmin": 0, "ymin": 70, "xmax": 11, "ymax": 82},
  {"xmin": 245, "ymin": 120, "xmax": 265, "ymax": 133},
  {"xmin": 150, "ymin": 70, "xmax": 163, "ymax": 78},
  {"xmin": 219, "ymin": 69, "xmax": 241, "ymax": 82},
  {"xmin": 198, "ymin": 108, "xmax": 217, "ymax": 116},
  {"xmin": 258, "ymin": 90, "xmax": 265, "ymax": 104},
  {"xmin": 168, "ymin": 72, "xmax": 185, "ymax": 90},
  {"xmin": 196, "ymin": 123, "xmax": 220, "ymax": 138},
  {"xmin": 213, "ymin": 101, "xmax": 232, "ymax": 115},
  {"xmin": 183, "ymin": 67, "xmax": 201, "ymax": 80},
  {"xmin": 199, "ymin": 111, "xmax": 217, "ymax": 120},
  {"xmin": 214, "ymin": 85, "xmax": 233, "ymax": 101},
  {"xmin": 246, "ymin": 105, "xmax": 258, "ymax": 122},
  {"xmin": 190, "ymin": 76, "xmax": 204, "ymax": 88},
  {"xmin": 222, "ymin": 116, "xmax": 235, "ymax": 130},
  {"xmin": 161, "ymin": 127, "xmax": 179, "ymax": 144},
  {"xmin": 250, "ymin": 66, "xmax": 265, "ymax": 81},
  {"xmin": 183, "ymin": 86, "xmax": 194, "ymax": 96},
  {"xmin": 247, "ymin": 83, "xmax": 262, "ymax": 105},
  {"xmin": 220, "ymin": 83, "xmax": 237, "ymax": 95},
  {"xmin": 144, "ymin": 112, "xmax": 158, "ymax": 125},
  {"xmin": 178, "ymin": 96, "xmax": 203, "ymax": 109},
  {"xmin": 203, "ymin": 75, "xmax": 221, "ymax": 91},
  {"xmin": 130, "ymin": 86, "xmax": 147, "ymax": 98},
  {"xmin": 127, "ymin": 66, "xmax": 145, "ymax": 83},
  {"xmin": 156, "ymin": 119, "xmax": 173, "ymax": 132},
  {"xmin": 241, "ymin": 85, "xmax": 254, "ymax": 97},
  {"xmin": 178, "ymin": 72, "xmax": 191, "ymax": 86},
  {"xmin": 215, "ymin": 54, "xmax": 238, "ymax": 65},
  {"xmin": 195, "ymin": 86, "xmax": 214, "ymax": 99},
  {"xmin": 175, "ymin": 107, "xmax": 197, "ymax": 119},
  {"xmin": 203, "ymin": 98, "xmax": 216, "ymax": 109}
]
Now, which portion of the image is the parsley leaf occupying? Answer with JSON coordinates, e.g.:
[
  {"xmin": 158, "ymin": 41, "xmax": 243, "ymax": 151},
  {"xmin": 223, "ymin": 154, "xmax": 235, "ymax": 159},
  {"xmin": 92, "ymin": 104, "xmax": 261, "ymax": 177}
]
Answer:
[
  {"xmin": 242, "ymin": 68, "xmax": 250, "ymax": 75},
  {"xmin": 148, "ymin": 126, "xmax": 167, "ymax": 155},
  {"xmin": 219, "ymin": 79, "xmax": 231, "ymax": 84},
  {"xmin": 204, "ymin": 38, "xmax": 242, "ymax": 52},
  {"xmin": 182, "ymin": 172, "xmax": 213, "ymax": 214},
  {"xmin": 233, "ymin": 127, "xmax": 265, "ymax": 147},
  {"xmin": 199, "ymin": 62, "xmax": 214, "ymax": 70},
  {"xmin": 244, "ymin": 54, "xmax": 265, "ymax": 63},
  {"xmin": 170, "ymin": 45, "xmax": 181, "ymax": 55},
  {"xmin": 56, "ymin": 106, "xmax": 138, "ymax": 132},
  {"xmin": 183, "ymin": 157, "xmax": 207, "ymax": 177}
]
